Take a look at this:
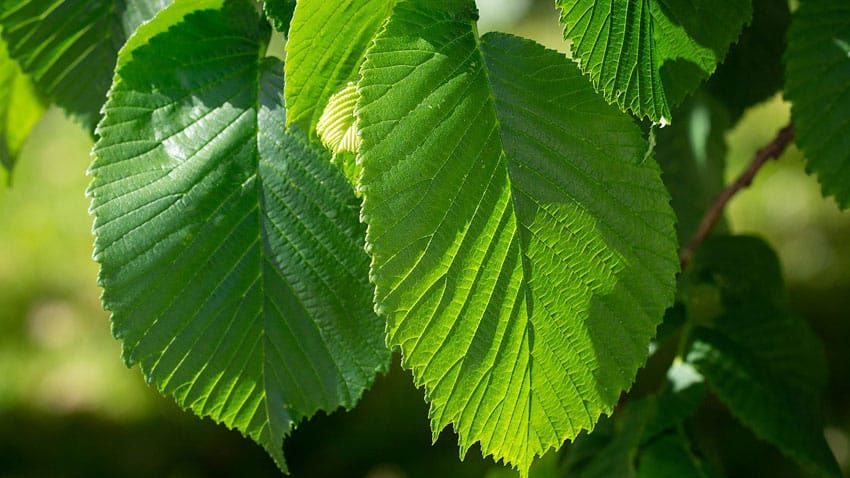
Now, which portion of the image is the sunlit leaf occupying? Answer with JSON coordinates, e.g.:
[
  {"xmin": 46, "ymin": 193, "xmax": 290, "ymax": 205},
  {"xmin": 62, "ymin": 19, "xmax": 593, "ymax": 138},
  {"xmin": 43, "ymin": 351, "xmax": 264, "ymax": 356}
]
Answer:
[
  {"xmin": 556, "ymin": 0, "xmax": 752, "ymax": 123},
  {"xmin": 0, "ymin": 32, "xmax": 44, "ymax": 173},
  {"xmin": 358, "ymin": 0, "xmax": 679, "ymax": 471},
  {"xmin": 90, "ymin": 1, "xmax": 389, "ymax": 469}
]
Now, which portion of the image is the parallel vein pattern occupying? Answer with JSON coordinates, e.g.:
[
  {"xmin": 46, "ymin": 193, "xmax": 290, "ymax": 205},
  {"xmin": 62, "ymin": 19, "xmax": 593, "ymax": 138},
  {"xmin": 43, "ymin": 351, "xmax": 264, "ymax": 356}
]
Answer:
[
  {"xmin": 285, "ymin": 0, "xmax": 394, "ymax": 133},
  {"xmin": 0, "ymin": 0, "xmax": 172, "ymax": 129},
  {"xmin": 90, "ymin": 2, "xmax": 388, "ymax": 470},
  {"xmin": 556, "ymin": 0, "xmax": 752, "ymax": 123},
  {"xmin": 357, "ymin": 0, "xmax": 678, "ymax": 472},
  {"xmin": 785, "ymin": 0, "xmax": 850, "ymax": 208}
]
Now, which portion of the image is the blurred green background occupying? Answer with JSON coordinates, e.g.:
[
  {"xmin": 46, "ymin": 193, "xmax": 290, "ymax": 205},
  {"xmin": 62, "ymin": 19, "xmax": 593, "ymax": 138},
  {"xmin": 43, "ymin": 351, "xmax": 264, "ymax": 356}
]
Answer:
[{"xmin": 0, "ymin": 1, "xmax": 848, "ymax": 477}]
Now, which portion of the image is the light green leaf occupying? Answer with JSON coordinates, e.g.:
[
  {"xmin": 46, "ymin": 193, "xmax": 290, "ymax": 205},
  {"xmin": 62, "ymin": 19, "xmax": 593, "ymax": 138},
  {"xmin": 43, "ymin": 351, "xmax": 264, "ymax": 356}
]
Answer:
[
  {"xmin": 357, "ymin": 0, "xmax": 679, "ymax": 472},
  {"xmin": 0, "ymin": 32, "xmax": 44, "ymax": 173},
  {"xmin": 685, "ymin": 236, "xmax": 840, "ymax": 478},
  {"xmin": 264, "ymin": 0, "xmax": 297, "ymax": 34},
  {"xmin": 90, "ymin": 1, "xmax": 389, "ymax": 470},
  {"xmin": 707, "ymin": 0, "xmax": 790, "ymax": 121},
  {"xmin": 285, "ymin": 0, "xmax": 394, "ymax": 133},
  {"xmin": 0, "ymin": 0, "xmax": 173, "ymax": 130},
  {"xmin": 317, "ymin": 83, "xmax": 361, "ymax": 157},
  {"xmin": 556, "ymin": 0, "xmax": 752, "ymax": 124},
  {"xmin": 317, "ymin": 83, "xmax": 362, "ymax": 187},
  {"xmin": 785, "ymin": 0, "xmax": 850, "ymax": 208}
]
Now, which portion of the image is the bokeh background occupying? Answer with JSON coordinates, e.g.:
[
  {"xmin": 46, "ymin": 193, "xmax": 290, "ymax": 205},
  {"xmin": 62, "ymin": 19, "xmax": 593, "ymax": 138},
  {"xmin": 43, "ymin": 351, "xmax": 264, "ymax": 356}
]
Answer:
[{"xmin": 0, "ymin": 1, "xmax": 847, "ymax": 477}]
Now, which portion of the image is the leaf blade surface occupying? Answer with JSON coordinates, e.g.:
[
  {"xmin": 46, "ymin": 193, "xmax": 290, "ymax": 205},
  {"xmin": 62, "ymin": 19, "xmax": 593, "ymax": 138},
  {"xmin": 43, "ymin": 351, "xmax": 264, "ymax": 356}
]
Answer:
[
  {"xmin": 357, "ymin": 0, "xmax": 679, "ymax": 471},
  {"xmin": 90, "ymin": 1, "xmax": 389, "ymax": 469}
]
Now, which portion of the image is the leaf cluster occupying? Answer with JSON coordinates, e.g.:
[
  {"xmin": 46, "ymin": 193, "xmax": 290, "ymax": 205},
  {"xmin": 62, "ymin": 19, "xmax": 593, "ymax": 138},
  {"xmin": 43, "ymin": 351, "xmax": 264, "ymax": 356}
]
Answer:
[{"xmin": 0, "ymin": 0, "xmax": 847, "ymax": 476}]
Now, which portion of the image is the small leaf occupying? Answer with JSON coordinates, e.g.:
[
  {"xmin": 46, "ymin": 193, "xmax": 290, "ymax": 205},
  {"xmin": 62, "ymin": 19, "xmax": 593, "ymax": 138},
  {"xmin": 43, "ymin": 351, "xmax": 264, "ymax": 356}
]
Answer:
[
  {"xmin": 685, "ymin": 236, "xmax": 841, "ymax": 478},
  {"xmin": 358, "ymin": 0, "xmax": 679, "ymax": 471},
  {"xmin": 785, "ymin": 0, "xmax": 850, "ymax": 208},
  {"xmin": 317, "ymin": 83, "xmax": 362, "ymax": 187},
  {"xmin": 285, "ymin": 0, "xmax": 394, "ymax": 133},
  {"xmin": 556, "ymin": 0, "xmax": 752, "ymax": 123},
  {"xmin": 0, "ymin": 0, "xmax": 173, "ymax": 131},
  {"xmin": 90, "ymin": 1, "xmax": 389, "ymax": 470},
  {"xmin": 0, "ymin": 32, "xmax": 44, "ymax": 173}
]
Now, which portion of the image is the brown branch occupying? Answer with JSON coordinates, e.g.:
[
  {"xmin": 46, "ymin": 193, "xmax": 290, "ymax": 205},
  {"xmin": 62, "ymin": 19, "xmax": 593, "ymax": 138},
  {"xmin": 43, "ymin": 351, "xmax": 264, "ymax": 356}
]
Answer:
[{"xmin": 679, "ymin": 123, "xmax": 795, "ymax": 269}]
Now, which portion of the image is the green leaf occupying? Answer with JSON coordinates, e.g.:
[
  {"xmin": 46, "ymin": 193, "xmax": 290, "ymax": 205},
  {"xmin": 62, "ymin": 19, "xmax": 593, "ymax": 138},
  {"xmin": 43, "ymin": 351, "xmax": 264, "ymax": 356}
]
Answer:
[
  {"xmin": 563, "ymin": 375, "xmax": 707, "ymax": 478},
  {"xmin": 785, "ymin": 0, "xmax": 850, "ymax": 208},
  {"xmin": 682, "ymin": 235, "xmax": 783, "ymax": 309},
  {"xmin": 316, "ymin": 83, "xmax": 362, "ymax": 187},
  {"xmin": 0, "ymin": 0, "xmax": 172, "ymax": 130},
  {"xmin": 643, "ymin": 362, "xmax": 705, "ymax": 439},
  {"xmin": 636, "ymin": 433, "xmax": 715, "ymax": 478},
  {"xmin": 707, "ymin": 0, "xmax": 790, "ymax": 121},
  {"xmin": 317, "ymin": 83, "xmax": 361, "ymax": 157},
  {"xmin": 264, "ymin": 0, "xmax": 297, "ymax": 34},
  {"xmin": 285, "ymin": 0, "xmax": 394, "ymax": 133},
  {"xmin": 685, "ymin": 236, "xmax": 840, "ymax": 477},
  {"xmin": 0, "ymin": 32, "xmax": 44, "ymax": 173},
  {"xmin": 357, "ymin": 0, "xmax": 679, "ymax": 471},
  {"xmin": 556, "ymin": 0, "xmax": 752, "ymax": 124},
  {"xmin": 565, "ymin": 399, "xmax": 656, "ymax": 478},
  {"xmin": 656, "ymin": 94, "xmax": 730, "ymax": 245},
  {"xmin": 90, "ymin": 1, "xmax": 389, "ymax": 470}
]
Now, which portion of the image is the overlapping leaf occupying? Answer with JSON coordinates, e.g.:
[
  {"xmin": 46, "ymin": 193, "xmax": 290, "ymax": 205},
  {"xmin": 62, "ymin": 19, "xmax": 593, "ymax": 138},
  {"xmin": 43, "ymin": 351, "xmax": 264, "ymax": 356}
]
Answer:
[
  {"xmin": 556, "ymin": 0, "xmax": 752, "ymax": 123},
  {"xmin": 357, "ymin": 0, "xmax": 679, "ymax": 471},
  {"xmin": 785, "ymin": 0, "xmax": 850, "ymax": 208},
  {"xmin": 0, "ymin": 32, "xmax": 44, "ymax": 173},
  {"xmin": 0, "ymin": 0, "xmax": 172, "ymax": 130},
  {"xmin": 90, "ymin": 0, "xmax": 388, "ymax": 470},
  {"xmin": 285, "ymin": 0, "xmax": 394, "ymax": 133},
  {"xmin": 316, "ymin": 83, "xmax": 362, "ymax": 187},
  {"xmin": 684, "ymin": 236, "xmax": 841, "ymax": 478}
]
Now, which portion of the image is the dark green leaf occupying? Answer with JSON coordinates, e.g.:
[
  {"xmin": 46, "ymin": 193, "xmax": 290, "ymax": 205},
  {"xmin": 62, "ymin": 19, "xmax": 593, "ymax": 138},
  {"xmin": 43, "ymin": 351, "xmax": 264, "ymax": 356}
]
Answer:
[
  {"xmin": 0, "ymin": 0, "xmax": 172, "ymax": 130},
  {"xmin": 685, "ymin": 236, "xmax": 840, "ymax": 477},
  {"xmin": 707, "ymin": 0, "xmax": 790, "ymax": 120},
  {"xmin": 263, "ymin": 0, "xmax": 296, "ymax": 34},
  {"xmin": 681, "ymin": 235, "xmax": 783, "ymax": 309},
  {"xmin": 785, "ymin": 0, "xmax": 850, "ymax": 208},
  {"xmin": 637, "ymin": 433, "xmax": 715, "ymax": 478},
  {"xmin": 656, "ymin": 94, "xmax": 730, "ymax": 246},
  {"xmin": 90, "ymin": 1, "xmax": 389, "ymax": 470}
]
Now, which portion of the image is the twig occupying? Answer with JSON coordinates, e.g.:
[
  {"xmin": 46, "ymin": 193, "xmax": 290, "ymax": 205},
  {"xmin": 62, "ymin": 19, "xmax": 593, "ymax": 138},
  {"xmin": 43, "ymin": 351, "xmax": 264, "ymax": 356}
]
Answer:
[{"xmin": 679, "ymin": 123, "xmax": 795, "ymax": 269}]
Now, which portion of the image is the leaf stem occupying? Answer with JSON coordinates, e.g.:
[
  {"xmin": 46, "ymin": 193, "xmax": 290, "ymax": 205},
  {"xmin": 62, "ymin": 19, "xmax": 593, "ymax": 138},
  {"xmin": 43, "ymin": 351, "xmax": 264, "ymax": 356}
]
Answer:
[{"xmin": 679, "ymin": 123, "xmax": 795, "ymax": 268}]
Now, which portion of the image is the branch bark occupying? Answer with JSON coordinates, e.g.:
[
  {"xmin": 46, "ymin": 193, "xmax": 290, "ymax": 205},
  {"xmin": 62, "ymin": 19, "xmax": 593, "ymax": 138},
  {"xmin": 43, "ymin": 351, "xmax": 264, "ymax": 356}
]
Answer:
[{"xmin": 679, "ymin": 123, "xmax": 795, "ymax": 268}]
